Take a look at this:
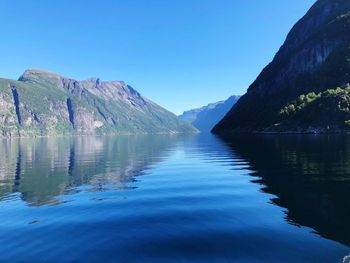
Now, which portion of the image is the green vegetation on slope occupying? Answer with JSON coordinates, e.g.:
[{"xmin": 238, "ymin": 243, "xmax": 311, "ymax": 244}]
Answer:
[
  {"xmin": 0, "ymin": 70, "xmax": 197, "ymax": 137},
  {"xmin": 279, "ymin": 84, "xmax": 350, "ymax": 117},
  {"xmin": 275, "ymin": 84, "xmax": 350, "ymax": 132}
]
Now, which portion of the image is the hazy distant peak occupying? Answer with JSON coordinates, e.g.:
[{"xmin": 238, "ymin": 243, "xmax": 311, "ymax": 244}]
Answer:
[{"xmin": 179, "ymin": 95, "xmax": 240, "ymax": 132}]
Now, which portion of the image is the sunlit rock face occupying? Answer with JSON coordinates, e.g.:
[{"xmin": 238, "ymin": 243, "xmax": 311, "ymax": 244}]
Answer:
[
  {"xmin": 213, "ymin": 0, "xmax": 350, "ymax": 133},
  {"xmin": 0, "ymin": 69, "xmax": 196, "ymax": 137}
]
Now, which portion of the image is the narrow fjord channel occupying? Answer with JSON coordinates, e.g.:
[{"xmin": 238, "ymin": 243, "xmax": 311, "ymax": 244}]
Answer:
[{"xmin": 0, "ymin": 134, "xmax": 349, "ymax": 262}]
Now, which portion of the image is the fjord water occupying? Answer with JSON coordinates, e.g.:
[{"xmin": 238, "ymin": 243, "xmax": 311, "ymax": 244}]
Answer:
[{"xmin": 0, "ymin": 134, "xmax": 349, "ymax": 263}]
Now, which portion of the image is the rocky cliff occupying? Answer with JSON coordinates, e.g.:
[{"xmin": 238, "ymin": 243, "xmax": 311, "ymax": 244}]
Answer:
[
  {"xmin": 179, "ymin": 95, "xmax": 240, "ymax": 132},
  {"xmin": 0, "ymin": 69, "xmax": 196, "ymax": 137},
  {"xmin": 213, "ymin": 0, "xmax": 350, "ymax": 133}
]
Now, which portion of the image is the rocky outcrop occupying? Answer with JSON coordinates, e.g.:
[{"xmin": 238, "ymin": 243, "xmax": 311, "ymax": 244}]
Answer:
[
  {"xmin": 0, "ymin": 69, "xmax": 196, "ymax": 137},
  {"xmin": 213, "ymin": 0, "xmax": 350, "ymax": 133},
  {"xmin": 179, "ymin": 95, "xmax": 240, "ymax": 132}
]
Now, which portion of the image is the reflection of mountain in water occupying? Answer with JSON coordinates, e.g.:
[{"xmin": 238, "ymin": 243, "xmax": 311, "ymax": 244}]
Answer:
[
  {"xmin": 219, "ymin": 135, "xmax": 350, "ymax": 247},
  {"xmin": 0, "ymin": 135, "xmax": 183, "ymax": 206}
]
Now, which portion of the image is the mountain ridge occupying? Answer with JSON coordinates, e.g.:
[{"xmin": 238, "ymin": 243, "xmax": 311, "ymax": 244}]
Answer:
[{"xmin": 0, "ymin": 69, "xmax": 197, "ymax": 137}]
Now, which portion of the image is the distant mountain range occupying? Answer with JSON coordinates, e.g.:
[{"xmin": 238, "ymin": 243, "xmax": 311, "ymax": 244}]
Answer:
[
  {"xmin": 213, "ymin": 0, "xmax": 350, "ymax": 133},
  {"xmin": 179, "ymin": 96, "xmax": 240, "ymax": 132},
  {"xmin": 0, "ymin": 69, "xmax": 196, "ymax": 137}
]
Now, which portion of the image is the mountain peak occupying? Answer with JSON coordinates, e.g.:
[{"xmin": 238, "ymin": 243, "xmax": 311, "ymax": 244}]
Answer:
[
  {"xmin": 85, "ymin": 77, "xmax": 101, "ymax": 85},
  {"xmin": 19, "ymin": 68, "xmax": 63, "ymax": 82}
]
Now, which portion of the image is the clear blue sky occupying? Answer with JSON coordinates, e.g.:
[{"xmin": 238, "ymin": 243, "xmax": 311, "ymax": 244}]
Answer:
[{"xmin": 0, "ymin": 0, "xmax": 315, "ymax": 114}]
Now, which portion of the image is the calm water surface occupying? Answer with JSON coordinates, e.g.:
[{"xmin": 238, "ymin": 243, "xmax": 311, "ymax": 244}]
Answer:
[{"xmin": 0, "ymin": 134, "xmax": 349, "ymax": 262}]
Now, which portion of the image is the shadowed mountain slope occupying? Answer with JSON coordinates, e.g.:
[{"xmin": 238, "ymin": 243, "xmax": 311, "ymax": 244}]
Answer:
[{"xmin": 213, "ymin": 0, "xmax": 350, "ymax": 133}]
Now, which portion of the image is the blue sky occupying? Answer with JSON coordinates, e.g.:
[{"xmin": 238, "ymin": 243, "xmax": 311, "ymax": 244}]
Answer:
[{"xmin": 0, "ymin": 0, "xmax": 315, "ymax": 114}]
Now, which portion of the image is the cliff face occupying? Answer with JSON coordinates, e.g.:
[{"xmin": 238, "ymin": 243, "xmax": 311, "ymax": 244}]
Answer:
[
  {"xmin": 0, "ymin": 69, "xmax": 196, "ymax": 137},
  {"xmin": 213, "ymin": 0, "xmax": 350, "ymax": 133},
  {"xmin": 179, "ymin": 96, "xmax": 240, "ymax": 132}
]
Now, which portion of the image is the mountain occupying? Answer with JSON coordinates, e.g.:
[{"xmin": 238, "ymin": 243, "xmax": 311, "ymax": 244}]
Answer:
[
  {"xmin": 178, "ymin": 96, "xmax": 240, "ymax": 132},
  {"xmin": 213, "ymin": 0, "xmax": 350, "ymax": 133},
  {"xmin": 0, "ymin": 69, "xmax": 196, "ymax": 137}
]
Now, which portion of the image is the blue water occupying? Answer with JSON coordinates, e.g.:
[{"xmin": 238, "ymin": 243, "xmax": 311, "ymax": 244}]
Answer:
[{"xmin": 0, "ymin": 134, "xmax": 349, "ymax": 262}]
